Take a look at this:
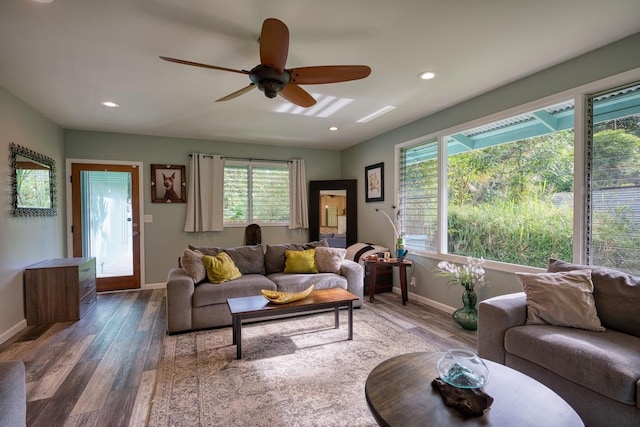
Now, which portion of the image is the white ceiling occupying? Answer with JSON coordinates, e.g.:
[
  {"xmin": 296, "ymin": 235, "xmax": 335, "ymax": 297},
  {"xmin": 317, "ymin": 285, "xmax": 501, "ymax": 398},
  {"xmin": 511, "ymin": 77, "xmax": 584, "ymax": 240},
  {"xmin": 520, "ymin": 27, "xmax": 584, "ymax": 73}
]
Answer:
[{"xmin": 1, "ymin": 1, "xmax": 640, "ymax": 150}]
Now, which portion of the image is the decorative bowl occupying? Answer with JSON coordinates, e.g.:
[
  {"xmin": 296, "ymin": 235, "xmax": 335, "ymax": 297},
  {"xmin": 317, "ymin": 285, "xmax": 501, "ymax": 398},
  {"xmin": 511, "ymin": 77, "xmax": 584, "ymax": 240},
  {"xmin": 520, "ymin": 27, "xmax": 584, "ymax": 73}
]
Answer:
[
  {"xmin": 261, "ymin": 284, "xmax": 314, "ymax": 304},
  {"xmin": 436, "ymin": 348, "xmax": 489, "ymax": 389}
]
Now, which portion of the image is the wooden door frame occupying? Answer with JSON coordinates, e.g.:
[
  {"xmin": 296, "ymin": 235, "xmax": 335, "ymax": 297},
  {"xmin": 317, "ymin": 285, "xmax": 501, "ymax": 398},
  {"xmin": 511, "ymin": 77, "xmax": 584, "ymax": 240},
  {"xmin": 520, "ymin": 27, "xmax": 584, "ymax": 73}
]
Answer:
[{"xmin": 65, "ymin": 159, "xmax": 146, "ymax": 288}]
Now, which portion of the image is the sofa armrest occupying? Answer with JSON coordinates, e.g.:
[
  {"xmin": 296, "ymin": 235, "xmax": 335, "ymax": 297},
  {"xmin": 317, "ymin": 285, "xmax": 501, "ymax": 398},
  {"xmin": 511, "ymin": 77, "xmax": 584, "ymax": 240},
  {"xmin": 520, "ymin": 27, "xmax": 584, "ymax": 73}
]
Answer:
[
  {"xmin": 477, "ymin": 292, "xmax": 527, "ymax": 364},
  {"xmin": 340, "ymin": 259, "xmax": 364, "ymax": 308},
  {"xmin": 0, "ymin": 361, "xmax": 26, "ymax": 427},
  {"xmin": 166, "ymin": 268, "xmax": 196, "ymax": 333}
]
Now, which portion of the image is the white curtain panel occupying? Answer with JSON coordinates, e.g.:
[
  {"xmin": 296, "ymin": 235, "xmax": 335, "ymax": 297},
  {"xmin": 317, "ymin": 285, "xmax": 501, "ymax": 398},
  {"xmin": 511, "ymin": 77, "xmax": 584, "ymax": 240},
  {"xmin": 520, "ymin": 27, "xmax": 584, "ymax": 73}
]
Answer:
[
  {"xmin": 184, "ymin": 153, "xmax": 224, "ymax": 232},
  {"xmin": 288, "ymin": 158, "xmax": 309, "ymax": 229}
]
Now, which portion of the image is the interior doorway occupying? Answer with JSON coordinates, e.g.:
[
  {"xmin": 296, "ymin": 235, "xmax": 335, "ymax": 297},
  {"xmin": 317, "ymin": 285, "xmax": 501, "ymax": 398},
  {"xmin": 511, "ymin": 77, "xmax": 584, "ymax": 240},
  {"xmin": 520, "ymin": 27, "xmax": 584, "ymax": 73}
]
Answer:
[{"xmin": 68, "ymin": 162, "xmax": 142, "ymax": 291}]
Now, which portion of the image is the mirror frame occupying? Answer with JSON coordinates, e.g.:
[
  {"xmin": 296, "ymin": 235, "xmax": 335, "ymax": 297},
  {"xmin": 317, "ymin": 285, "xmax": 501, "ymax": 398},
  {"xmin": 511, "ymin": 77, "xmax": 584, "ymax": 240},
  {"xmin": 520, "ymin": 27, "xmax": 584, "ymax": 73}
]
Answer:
[
  {"xmin": 10, "ymin": 142, "xmax": 57, "ymax": 217},
  {"xmin": 309, "ymin": 180, "xmax": 357, "ymax": 247}
]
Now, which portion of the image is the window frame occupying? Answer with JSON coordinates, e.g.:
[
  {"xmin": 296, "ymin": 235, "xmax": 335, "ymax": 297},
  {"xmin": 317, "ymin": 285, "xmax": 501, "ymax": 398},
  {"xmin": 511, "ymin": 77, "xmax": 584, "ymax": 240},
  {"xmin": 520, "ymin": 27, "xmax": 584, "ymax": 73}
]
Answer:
[
  {"xmin": 394, "ymin": 68, "xmax": 640, "ymax": 274},
  {"xmin": 222, "ymin": 160, "xmax": 290, "ymax": 227}
]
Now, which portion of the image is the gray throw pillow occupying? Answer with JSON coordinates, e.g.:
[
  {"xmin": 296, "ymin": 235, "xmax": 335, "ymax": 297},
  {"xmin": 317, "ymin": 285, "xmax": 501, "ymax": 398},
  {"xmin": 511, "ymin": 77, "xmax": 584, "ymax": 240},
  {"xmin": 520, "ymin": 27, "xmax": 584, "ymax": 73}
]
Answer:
[
  {"xmin": 315, "ymin": 247, "xmax": 346, "ymax": 274},
  {"xmin": 547, "ymin": 258, "xmax": 640, "ymax": 337},
  {"xmin": 264, "ymin": 240, "xmax": 329, "ymax": 274},
  {"xmin": 189, "ymin": 244, "xmax": 265, "ymax": 275},
  {"xmin": 180, "ymin": 249, "xmax": 206, "ymax": 283},
  {"xmin": 516, "ymin": 269, "xmax": 604, "ymax": 332}
]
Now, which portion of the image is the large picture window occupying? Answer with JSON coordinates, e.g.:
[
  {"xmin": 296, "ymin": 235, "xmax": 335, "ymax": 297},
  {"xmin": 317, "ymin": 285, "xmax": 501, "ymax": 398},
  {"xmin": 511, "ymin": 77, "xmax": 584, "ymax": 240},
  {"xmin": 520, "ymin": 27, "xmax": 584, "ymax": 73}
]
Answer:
[
  {"xmin": 223, "ymin": 161, "xmax": 290, "ymax": 225},
  {"xmin": 399, "ymin": 80, "xmax": 640, "ymax": 273},
  {"xmin": 400, "ymin": 100, "xmax": 577, "ymax": 269}
]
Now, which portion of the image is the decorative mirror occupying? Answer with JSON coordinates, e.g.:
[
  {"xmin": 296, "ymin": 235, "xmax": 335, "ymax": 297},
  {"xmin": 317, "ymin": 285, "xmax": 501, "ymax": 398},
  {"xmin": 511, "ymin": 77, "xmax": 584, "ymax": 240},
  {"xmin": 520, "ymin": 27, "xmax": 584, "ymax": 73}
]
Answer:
[
  {"xmin": 10, "ymin": 142, "xmax": 57, "ymax": 216},
  {"xmin": 309, "ymin": 180, "xmax": 357, "ymax": 248}
]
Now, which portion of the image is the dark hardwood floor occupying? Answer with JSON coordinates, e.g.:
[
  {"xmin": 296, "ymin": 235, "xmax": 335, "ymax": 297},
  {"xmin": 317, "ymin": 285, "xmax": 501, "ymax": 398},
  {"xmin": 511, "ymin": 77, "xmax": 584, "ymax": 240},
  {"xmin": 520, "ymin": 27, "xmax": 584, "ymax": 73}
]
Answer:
[{"xmin": 0, "ymin": 289, "xmax": 476, "ymax": 426}]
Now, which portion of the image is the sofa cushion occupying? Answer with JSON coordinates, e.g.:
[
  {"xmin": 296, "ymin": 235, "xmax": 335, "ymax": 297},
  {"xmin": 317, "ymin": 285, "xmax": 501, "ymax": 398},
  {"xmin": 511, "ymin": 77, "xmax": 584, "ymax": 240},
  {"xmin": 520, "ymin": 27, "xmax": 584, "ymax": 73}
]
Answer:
[
  {"xmin": 192, "ymin": 274, "xmax": 276, "ymax": 307},
  {"xmin": 267, "ymin": 272, "xmax": 348, "ymax": 293},
  {"xmin": 190, "ymin": 244, "xmax": 265, "ymax": 275},
  {"xmin": 505, "ymin": 325, "xmax": 640, "ymax": 405},
  {"xmin": 284, "ymin": 249, "xmax": 319, "ymax": 274},
  {"xmin": 202, "ymin": 252, "xmax": 242, "ymax": 284},
  {"xmin": 315, "ymin": 247, "xmax": 347, "ymax": 274},
  {"xmin": 180, "ymin": 248, "xmax": 207, "ymax": 283},
  {"xmin": 516, "ymin": 270, "xmax": 604, "ymax": 332},
  {"xmin": 264, "ymin": 240, "xmax": 328, "ymax": 274},
  {"xmin": 547, "ymin": 258, "xmax": 640, "ymax": 337}
]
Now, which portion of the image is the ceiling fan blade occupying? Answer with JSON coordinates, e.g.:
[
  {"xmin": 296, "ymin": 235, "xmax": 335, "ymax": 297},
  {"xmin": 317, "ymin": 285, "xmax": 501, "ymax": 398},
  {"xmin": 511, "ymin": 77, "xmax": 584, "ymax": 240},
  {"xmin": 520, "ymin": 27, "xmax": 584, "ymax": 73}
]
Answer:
[
  {"xmin": 159, "ymin": 56, "xmax": 249, "ymax": 75},
  {"xmin": 279, "ymin": 84, "xmax": 316, "ymax": 107},
  {"xmin": 215, "ymin": 84, "xmax": 256, "ymax": 102},
  {"xmin": 289, "ymin": 65, "xmax": 371, "ymax": 84},
  {"xmin": 259, "ymin": 18, "xmax": 289, "ymax": 74}
]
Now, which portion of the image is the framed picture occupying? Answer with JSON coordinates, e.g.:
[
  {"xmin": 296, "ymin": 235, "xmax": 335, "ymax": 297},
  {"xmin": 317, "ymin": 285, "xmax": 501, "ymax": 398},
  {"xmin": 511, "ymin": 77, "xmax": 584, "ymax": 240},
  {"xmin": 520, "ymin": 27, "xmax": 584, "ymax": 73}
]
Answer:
[
  {"xmin": 365, "ymin": 162, "xmax": 384, "ymax": 202},
  {"xmin": 151, "ymin": 164, "xmax": 186, "ymax": 203}
]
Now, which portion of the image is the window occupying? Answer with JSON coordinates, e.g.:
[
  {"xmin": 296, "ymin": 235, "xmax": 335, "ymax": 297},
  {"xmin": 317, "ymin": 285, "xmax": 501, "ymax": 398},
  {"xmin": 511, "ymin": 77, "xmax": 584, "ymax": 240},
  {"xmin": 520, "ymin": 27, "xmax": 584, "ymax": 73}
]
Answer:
[
  {"xmin": 223, "ymin": 161, "xmax": 289, "ymax": 225},
  {"xmin": 399, "ymin": 80, "xmax": 640, "ymax": 273},
  {"xmin": 399, "ymin": 141, "xmax": 438, "ymax": 251},
  {"xmin": 587, "ymin": 83, "xmax": 640, "ymax": 273},
  {"xmin": 400, "ymin": 100, "xmax": 577, "ymax": 269}
]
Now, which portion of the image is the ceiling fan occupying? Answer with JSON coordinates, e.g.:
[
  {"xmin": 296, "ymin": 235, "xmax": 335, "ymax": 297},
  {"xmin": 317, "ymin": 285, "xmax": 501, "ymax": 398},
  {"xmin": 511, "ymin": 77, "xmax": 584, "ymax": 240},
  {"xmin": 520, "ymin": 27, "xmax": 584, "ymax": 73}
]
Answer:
[{"xmin": 160, "ymin": 18, "xmax": 371, "ymax": 108}]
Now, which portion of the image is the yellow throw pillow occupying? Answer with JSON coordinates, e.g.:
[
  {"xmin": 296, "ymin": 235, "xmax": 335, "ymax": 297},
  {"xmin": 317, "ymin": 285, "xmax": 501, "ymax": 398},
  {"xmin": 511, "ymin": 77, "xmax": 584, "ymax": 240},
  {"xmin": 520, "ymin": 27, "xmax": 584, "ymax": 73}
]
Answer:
[
  {"xmin": 202, "ymin": 252, "xmax": 242, "ymax": 284},
  {"xmin": 284, "ymin": 249, "xmax": 319, "ymax": 274}
]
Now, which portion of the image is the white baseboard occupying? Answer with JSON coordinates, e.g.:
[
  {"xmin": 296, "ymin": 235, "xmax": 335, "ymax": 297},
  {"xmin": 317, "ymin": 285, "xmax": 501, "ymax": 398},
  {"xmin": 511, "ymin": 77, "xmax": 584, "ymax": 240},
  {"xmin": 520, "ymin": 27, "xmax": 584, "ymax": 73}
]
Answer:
[
  {"xmin": 392, "ymin": 286, "xmax": 455, "ymax": 314},
  {"xmin": 0, "ymin": 319, "xmax": 27, "ymax": 346},
  {"xmin": 142, "ymin": 282, "xmax": 166, "ymax": 289}
]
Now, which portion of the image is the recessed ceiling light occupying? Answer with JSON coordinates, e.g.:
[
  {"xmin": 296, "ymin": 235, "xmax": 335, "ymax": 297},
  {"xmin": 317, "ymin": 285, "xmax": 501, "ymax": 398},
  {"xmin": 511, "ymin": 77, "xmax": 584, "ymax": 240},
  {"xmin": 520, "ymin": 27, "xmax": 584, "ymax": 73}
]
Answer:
[
  {"xmin": 328, "ymin": 126, "xmax": 339, "ymax": 131},
  {"xmin": 100, "ymin": 101, "xmax": 120, "ymax": 108},
  {"xmin": 418, "ymin": 71, "xmax": 437, "ymax": 80}
]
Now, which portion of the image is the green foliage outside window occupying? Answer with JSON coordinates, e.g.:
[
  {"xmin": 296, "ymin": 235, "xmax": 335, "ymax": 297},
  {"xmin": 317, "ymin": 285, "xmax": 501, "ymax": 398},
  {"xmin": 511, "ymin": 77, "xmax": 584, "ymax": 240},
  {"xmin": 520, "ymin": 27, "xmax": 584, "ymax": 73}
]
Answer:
[{"xmin": 447, "ymin": 126, "xmax": 640, "ymax": 272}]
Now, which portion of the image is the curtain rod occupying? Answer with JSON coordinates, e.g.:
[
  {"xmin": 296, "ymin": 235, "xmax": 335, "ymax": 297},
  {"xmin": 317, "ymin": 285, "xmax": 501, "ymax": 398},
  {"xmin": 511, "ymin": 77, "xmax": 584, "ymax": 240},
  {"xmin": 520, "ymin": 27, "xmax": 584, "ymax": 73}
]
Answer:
[{"xmin": 188, "ymin": 154, "xmax": 292, "ymax": 163}]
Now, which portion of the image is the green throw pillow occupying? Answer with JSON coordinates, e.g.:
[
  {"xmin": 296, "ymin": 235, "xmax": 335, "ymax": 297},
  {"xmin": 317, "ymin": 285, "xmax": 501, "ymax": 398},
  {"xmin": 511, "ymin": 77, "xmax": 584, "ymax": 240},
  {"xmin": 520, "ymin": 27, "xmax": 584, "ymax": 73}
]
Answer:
[
  {"xmin": 202, "ymin": 252, "xmax": 242, "ymax": 284},
  {"xmin": 284, "ymin": 249, "xmax": 319, "ymax": 274}
]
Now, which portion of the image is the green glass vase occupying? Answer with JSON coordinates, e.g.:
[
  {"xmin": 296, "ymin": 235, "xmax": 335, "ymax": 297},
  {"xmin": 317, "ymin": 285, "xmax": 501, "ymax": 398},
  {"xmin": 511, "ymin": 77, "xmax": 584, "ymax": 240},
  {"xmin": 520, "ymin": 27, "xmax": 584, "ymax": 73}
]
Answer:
[{"xmin": 452, "ymin": 289, "xmax": 478, "ymax": 331}]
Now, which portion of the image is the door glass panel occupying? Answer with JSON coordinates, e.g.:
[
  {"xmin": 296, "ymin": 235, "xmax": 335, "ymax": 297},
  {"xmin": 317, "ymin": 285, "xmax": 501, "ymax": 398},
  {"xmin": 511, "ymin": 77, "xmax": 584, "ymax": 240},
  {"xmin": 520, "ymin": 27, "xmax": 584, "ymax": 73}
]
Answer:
[{"xmin": 81, "ymin": 170, "xmax": 133, "ymax": 278}]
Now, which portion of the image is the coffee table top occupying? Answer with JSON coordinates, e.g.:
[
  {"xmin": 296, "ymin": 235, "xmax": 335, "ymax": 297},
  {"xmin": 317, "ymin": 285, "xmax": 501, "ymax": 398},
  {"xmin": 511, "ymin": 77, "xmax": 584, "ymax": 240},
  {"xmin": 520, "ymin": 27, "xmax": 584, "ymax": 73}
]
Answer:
[
  {"xmin": 365, "ymin": 352, "xmax": 583, "ymax": 427},
  {"xmin": 227, "ymin": 288, "xmax": 358, "ymax": 315}
]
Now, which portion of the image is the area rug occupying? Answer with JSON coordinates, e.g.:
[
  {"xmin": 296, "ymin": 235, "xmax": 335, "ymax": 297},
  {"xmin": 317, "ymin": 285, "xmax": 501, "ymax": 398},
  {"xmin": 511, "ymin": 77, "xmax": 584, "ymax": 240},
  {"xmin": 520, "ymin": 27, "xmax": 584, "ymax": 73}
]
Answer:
[{"xmin": 147, "ymin": 307, "xmax": 438, "ymax": 426}]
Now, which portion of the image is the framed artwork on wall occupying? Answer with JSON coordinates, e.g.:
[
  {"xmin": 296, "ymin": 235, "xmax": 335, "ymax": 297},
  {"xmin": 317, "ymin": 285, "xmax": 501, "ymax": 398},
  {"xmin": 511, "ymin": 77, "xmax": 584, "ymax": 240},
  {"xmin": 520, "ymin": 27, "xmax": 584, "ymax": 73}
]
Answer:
[
  {"xmin": 365, "ymin": 162, "xmax": 384, "ymax": 202},
  {"xmin": 151, "ymin": 164, "xmax": 186, "ymax": 203}
]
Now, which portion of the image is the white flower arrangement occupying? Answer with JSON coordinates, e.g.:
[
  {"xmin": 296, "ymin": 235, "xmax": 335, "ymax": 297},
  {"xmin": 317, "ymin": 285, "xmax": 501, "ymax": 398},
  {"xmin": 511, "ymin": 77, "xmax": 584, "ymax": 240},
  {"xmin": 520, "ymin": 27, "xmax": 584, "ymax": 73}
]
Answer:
[{"xmin": 435, "ymin": 257, "xmax": 485, "ymax": 292}]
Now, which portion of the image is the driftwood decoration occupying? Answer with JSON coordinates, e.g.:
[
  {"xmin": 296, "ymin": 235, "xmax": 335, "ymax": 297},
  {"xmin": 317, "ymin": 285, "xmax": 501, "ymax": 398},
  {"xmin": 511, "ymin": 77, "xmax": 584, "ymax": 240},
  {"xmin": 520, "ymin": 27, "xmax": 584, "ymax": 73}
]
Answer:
[{"xmin": 431, "ymin": 377, "xmax": 494, "ymax": 418}]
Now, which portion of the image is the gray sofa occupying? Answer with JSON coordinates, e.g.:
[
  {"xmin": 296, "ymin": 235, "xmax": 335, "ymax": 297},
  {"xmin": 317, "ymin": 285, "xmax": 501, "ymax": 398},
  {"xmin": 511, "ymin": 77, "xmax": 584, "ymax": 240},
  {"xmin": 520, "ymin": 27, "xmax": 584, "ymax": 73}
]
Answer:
[
  {"xmin": 478, "ymin": 259, "xmax": 640, "ymax": 427},
  {"xmin": 0, "ymin": 361, "xmax": 26, "ymax": 427},
  {"xmin": 166, "ymin": 242, "xmax": 364, "ymax": 333}
]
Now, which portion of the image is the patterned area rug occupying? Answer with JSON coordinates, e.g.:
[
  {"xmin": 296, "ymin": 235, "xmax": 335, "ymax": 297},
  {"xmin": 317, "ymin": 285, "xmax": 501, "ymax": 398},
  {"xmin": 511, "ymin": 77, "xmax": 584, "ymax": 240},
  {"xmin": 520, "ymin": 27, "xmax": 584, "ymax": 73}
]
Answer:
[{"xmin": 148, "ymin": 307, "xmax": 437, "ymax": 426}]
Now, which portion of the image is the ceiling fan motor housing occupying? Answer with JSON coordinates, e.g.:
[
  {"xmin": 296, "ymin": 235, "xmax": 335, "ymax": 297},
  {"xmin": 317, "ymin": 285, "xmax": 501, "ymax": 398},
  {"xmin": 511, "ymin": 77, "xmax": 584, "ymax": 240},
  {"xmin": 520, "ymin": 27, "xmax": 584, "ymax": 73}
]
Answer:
[{"xmin": 250, "ymin": 65, "xmax": 291, "ymax": 98}]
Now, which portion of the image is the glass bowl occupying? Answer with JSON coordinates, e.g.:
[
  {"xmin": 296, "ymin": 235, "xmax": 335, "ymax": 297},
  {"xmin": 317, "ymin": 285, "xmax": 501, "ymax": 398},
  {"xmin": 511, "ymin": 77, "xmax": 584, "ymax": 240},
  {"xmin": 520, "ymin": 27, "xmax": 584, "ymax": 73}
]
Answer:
[{"xmin": 436, "ymin": 349, "xmax": 489, "ymax": 389}]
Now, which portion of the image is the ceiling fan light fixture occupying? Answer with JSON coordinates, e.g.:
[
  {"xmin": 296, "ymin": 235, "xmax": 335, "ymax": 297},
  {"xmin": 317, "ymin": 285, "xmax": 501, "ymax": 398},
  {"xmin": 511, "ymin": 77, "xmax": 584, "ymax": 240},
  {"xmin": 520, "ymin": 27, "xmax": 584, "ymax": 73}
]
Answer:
[
  {"xmin": 419, "ymin": 71, "xmax": 437, "ymax": 80},
  {"xmin": 258, "ymin": 80, "xmax": 284, "ymax": 98}
]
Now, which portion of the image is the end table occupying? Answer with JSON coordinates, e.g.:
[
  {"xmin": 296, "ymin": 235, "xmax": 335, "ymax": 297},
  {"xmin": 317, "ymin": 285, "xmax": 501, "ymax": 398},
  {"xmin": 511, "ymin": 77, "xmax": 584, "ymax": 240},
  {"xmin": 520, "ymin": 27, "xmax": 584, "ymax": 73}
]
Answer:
[{"xmin": 364, "ymin": 258, "xmax": 413, "ymax": 305}]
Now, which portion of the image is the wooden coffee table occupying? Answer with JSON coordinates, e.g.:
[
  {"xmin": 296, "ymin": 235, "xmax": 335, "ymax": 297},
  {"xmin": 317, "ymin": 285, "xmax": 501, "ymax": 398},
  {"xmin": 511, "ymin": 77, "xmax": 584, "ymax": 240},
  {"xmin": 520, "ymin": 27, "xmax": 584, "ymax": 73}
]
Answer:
[
  {"xmin": 227, "ymin": 288, "xmax": 359, "ymax": 359},
  {"xmin": 365, "ymin": 352, "xmax": 584, "ymax": 426}
]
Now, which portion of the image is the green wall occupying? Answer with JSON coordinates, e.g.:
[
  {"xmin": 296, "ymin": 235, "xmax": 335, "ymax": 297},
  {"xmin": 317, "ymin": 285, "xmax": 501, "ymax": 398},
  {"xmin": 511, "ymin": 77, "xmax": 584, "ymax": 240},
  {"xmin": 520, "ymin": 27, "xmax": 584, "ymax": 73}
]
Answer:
[
  {"xmin": 64, "ymin": 130, "xmax": 342, "ymax": 284},
  {"xmin": 342, "ymin": 32, "xmax": 640, "ymax": 310},
  {"xmin": 0, "ymin": 87, "xmax": 65, "ymax": 342}
]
